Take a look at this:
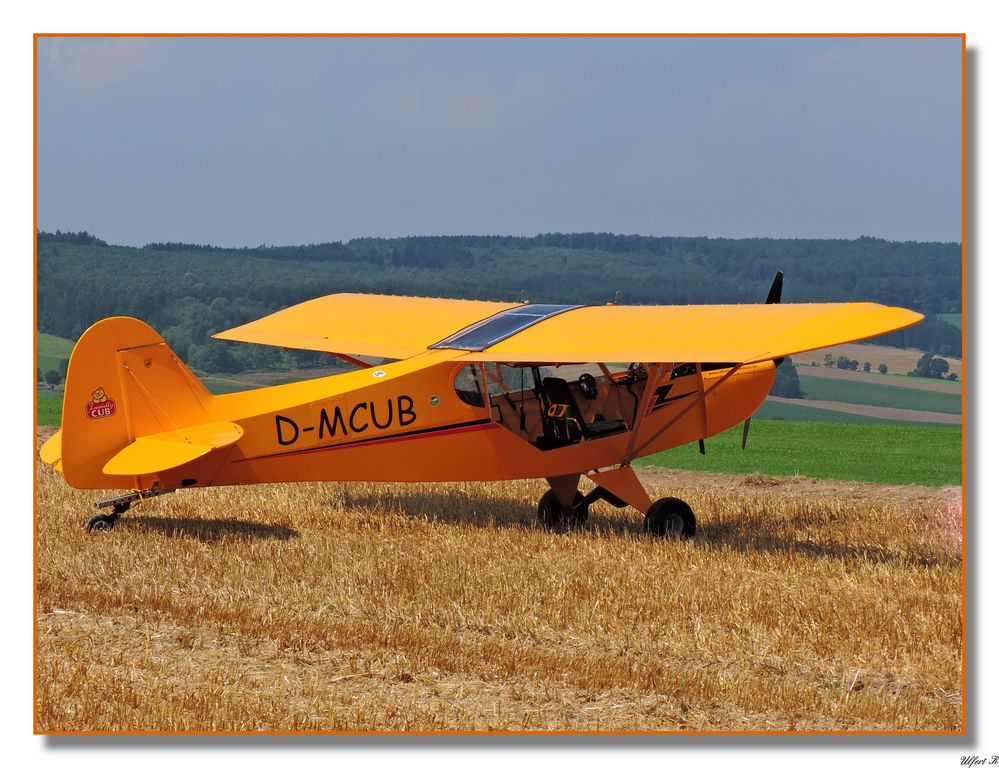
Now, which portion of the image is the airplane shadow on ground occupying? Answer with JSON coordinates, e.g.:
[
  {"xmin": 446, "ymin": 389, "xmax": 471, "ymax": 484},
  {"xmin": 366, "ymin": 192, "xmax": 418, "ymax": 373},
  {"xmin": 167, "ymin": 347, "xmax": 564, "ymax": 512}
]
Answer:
[
  {"xmin": 343, "ymin": 488, "xmax": 641, "ymax": 535},
  {"xmin": 341, "ymin": 489, "xmax": 956, "ymax": 568},
  {"xmin": 695, "ymin": 522, "xmax": 957, "ymax": 569},
  {"xmin": 118, "ymin": 494, "xmax": 955, "ymax": 568},
  {"xmin": 122, "ymin": 516, "xmax": 300, "ymax": 543}
]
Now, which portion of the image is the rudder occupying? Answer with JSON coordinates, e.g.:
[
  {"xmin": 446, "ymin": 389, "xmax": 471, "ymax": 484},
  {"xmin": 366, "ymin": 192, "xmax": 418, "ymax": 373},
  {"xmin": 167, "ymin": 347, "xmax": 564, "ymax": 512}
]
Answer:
[{"xmin": 45, "ymin": 317, "xmax": 240, "ymax": 489}]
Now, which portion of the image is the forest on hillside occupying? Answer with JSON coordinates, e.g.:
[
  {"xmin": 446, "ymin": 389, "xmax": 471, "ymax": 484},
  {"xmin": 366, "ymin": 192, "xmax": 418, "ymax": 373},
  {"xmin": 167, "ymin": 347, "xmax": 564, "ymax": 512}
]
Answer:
[{"xmin": 36, "ymin": 230, "xmax": 962, "ymax": 374}]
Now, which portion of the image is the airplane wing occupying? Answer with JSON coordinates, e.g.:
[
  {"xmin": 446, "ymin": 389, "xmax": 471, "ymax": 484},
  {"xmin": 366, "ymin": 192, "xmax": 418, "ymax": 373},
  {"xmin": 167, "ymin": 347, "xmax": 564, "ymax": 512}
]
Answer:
[
  {"xmin": 215, "ymin": 293, "xmax": 922, "ymax": 365},
  {"xmin": 214, "ymin": 293, "xmax": 522, "ymax": 359},
  {"xmin": 447, "ymin": 302, "xmax": 923, "ymax": 364}
]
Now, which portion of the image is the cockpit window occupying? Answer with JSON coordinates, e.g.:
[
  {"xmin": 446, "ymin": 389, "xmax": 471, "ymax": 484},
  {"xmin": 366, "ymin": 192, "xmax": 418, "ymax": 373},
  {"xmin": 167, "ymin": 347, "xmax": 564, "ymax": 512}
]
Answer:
[
  {"xmin": 453, "ymin": 364, "xmax": 486, "ymax": 407},
  {"xmin": 483, "ymin": 363, "xmax": 533, "ymax": 397}
]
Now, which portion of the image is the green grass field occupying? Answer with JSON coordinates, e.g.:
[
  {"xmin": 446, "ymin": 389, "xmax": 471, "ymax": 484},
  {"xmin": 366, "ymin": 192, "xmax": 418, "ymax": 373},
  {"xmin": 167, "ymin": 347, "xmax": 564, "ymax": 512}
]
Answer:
[
  {"xmin": 797, "ymin": 365, "xmax": 962, "ymax": 390},
  {"xmin": 37, "ymin": 333, "xmax": 74, "ymax": 373},
  {"xmin": 939, "ymin": 313, "xmax": 962, "ymax": 330},
  {"xmin": 799, "ymin": 375, "xmax": 962, "ymax": 415},
  {"xmin": 37, "ymin": 389, "xmax": 63, "ymax": 427},
  {"xmin": 755, "ymin": 399, "xmax": 913, "ymax": 424},
  {"xmin": 636, "ymin": 419, "xmax": 961, "ymax": 487}
]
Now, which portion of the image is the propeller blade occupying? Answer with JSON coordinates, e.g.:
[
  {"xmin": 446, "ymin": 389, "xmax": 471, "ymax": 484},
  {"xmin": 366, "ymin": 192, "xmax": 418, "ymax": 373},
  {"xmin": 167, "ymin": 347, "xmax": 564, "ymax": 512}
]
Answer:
[
  {"xmin": 698, "ymin": 439, "xmax": 705, "ymax": 455},
  {"xmin": 766, "ymin": 271, "xmax": 785, "ymax": 366},
  {"xmin": 766, "ymin": 270, "xmax": 783, "ymax": 304},
  {"xmin": 741, "ymin": 418, "xmax": 752, "ymax": 450}
]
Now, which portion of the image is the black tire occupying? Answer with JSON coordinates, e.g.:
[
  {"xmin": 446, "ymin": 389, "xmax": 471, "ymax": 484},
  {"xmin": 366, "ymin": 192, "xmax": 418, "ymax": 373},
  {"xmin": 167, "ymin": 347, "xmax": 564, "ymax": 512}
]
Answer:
[
  {"xmin": 85, "ymin": 513, "xmax": 116, "ymax": 533},
  {"xmin": 537, "ymin": 489, "xmax": 588, "ymax": 529},
  {"xmin": 644, "ymin": 497, "xmax": 696, "ymax": 539}
]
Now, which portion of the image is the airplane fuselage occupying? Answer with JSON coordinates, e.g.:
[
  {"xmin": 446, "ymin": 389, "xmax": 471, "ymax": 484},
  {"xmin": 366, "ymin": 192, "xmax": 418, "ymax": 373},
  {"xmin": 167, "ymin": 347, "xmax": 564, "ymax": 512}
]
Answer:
[{"xmin": 141, "ymin": 352, "xmax": 775, "ymax": 491}]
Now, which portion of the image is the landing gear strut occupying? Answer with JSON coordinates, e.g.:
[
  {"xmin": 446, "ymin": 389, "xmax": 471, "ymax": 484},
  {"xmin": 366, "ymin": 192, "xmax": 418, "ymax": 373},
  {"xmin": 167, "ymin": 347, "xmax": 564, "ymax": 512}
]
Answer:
[
  {"xmin": 537, "ymin": 489, "xmax": 588, "ymax": 528},
  {"xmin": 536, "ymin": 484, "xmax": 630, "ymax": 530},
  {"xmin": 537, "ymin": 467, "xmax": 697, "ymax": 538},
  {"xmin": 84, "ymin": 488, "xmax": 175, "ymax": 532}
]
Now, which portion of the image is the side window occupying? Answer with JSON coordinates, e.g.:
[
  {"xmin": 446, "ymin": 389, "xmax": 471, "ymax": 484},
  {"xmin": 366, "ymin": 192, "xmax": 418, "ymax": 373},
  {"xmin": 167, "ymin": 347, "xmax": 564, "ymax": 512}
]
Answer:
[
  {"xmin": 453, "ymin": 364, "xmax": 486, "ymax": 408},
  {"xmin": 484, "ymin": 362, "xmax": 533, "ymax": 397}
]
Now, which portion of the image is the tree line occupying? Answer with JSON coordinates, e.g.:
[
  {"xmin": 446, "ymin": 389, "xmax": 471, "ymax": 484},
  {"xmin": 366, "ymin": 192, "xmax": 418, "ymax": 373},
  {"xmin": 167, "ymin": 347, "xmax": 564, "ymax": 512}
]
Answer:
[{"xmin": 37, "ymin": 230, "xmax": 962, "ymax": 375}]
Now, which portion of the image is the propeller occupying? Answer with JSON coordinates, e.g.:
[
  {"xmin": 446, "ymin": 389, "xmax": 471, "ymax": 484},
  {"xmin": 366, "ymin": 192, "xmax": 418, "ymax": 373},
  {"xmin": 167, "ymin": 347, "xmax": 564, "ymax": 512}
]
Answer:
[
  {"xmin": 741, "ymin": 417, "xmax": 751, "ymax": 450},
  {"xmin": 766, "ymin": 270, "xmax": 783, "ymax": 304},
  {"xmin": 698, "ymin": 439, "xmax": 705, "ymax": 455}
]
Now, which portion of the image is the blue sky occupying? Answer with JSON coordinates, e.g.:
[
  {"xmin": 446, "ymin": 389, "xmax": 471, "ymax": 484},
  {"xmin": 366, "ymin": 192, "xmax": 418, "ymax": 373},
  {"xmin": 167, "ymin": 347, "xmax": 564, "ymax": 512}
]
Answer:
[{"xmin": 36, "ymin": 36, "xmax": 962, "ymax": 246}]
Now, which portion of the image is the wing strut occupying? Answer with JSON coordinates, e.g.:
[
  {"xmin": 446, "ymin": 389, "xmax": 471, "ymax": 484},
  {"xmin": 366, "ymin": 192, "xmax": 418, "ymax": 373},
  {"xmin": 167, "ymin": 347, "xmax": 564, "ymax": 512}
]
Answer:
[
  {"xmin": 328, "ymin": 351, "xmax": 373, "ymax": 369},
  {"xmin": 628, "ymin": 363, "xmax": 745, "ymax": 460},
  {"xmin": 624, "ymin": 364, "xmax": 667, "ymax": 459}
]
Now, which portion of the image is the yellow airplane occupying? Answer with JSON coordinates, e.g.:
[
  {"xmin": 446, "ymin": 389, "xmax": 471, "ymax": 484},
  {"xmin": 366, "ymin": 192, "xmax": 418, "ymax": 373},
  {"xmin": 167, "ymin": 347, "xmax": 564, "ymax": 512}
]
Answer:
[{"xmin": 39, "ymin": 273, "xmax": 922, "ymax": 536}]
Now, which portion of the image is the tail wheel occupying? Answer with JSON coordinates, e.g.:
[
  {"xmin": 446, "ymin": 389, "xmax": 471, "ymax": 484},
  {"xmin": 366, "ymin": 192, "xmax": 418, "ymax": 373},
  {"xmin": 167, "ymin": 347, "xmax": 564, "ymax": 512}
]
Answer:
[
  {"xmin": 85, "ymin": 514, "xmax": 116, "ymax": 532},
  {"xmin": 537, "ymin": 489, "xmax": 588, "ymax": 529},
  {"xmin": 84, "ymin": 500, "xmax": 132, "ymax": 533},
  {"xmin": 644, "ymin": 497, "xmax": 696, "ymax": 539}
]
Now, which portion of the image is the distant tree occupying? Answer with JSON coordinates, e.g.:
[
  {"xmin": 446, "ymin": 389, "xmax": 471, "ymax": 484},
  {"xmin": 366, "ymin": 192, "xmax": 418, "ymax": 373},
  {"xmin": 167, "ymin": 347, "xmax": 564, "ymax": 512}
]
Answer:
[
  {"xmin": 58, "ymin": 357, "xmax": 69, "ymax": 378},
  {"xmin": 824, "ymin": 353, "xmax": 835, "ymax": 368},
  {"xmin": 912, "ymin": 352, "xmax": 950, "ymax": 379},
  {"xmin": 769, "ymin": 358, "xmax": 802, "ymax": 398},
  {"xmin": 43, "ymin": 369, "xmax": 62, "ymax": 388},
  {"xmin": 36, "ymin": 368, "xmax": 42, "ymax": 384},
  {"xmin": 948, "ymin": 373, "xmax": 958, "ymax": 381},
  {"xmin": 836, "ymin": 356, "xmax": 859, "ymax": 371},
  {"xmin": 187, "ymin": 343, "xmax": 243, "ymax": 374},
  {"xmin": 863, "ymin": 361, "xmax": 871, "ymax": 373},
  {"xmin": 878, "ymin": 363, "xmax": 888, "ymax": 374},
  {"xmin": 930, "ymin": 358, "xmax": 950, "ymax": 378}
]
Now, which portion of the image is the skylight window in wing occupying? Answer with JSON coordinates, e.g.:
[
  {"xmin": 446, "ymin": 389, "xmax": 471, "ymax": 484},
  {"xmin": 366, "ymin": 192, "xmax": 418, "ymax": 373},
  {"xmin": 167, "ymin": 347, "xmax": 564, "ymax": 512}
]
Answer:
[{"xmin": 429, "ymin": 304, "xmax": 584, "ymax": 352}]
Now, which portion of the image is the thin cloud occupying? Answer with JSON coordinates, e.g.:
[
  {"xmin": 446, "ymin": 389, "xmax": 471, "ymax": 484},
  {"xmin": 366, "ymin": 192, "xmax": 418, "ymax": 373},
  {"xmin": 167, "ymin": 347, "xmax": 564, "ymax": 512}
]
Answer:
[
  {"xmin": 811, "ymin": 38, "xmax": 959, "ymax": 98},
  {"xmin": 39, "ymin": 37, "xmax": 154, "ymax": 95},
  {"xmin": 364, "ymin": 68, "xmax": 550, "ymax": 135}
]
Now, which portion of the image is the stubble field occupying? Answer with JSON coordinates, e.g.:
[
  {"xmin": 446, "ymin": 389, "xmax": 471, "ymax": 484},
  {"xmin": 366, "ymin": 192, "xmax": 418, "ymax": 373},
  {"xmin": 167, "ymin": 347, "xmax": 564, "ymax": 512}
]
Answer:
[{"xmin": 35, "ymin": 432, "xmax": 963, "ymax": 733}]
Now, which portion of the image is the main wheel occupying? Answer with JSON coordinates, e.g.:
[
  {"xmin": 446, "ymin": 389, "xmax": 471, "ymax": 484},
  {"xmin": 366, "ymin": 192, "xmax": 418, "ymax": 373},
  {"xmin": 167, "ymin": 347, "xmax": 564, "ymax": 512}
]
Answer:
[
  {"xmin": 537, "ymin": 489, "xmax": 588, "ymax": 529},
  {"xmin": 644, "ymin": 497, "xmax": 696, "ymax": 539},
  {"xmin": 85, "ymin": 513, "xmax": 116, "ymax": 533}
]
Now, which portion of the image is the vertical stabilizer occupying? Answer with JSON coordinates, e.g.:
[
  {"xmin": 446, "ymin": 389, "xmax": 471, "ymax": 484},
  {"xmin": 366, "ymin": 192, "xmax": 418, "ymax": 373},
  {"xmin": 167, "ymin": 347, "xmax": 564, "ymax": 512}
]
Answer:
[{"xmin": 49, "ymin": 317, "xmax": 236, "ymax": 489}]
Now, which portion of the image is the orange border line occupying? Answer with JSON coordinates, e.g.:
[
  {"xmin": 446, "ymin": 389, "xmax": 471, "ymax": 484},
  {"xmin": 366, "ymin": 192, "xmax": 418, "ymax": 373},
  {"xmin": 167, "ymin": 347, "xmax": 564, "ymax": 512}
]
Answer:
[
  {"xmin": 32, "ymin": 33, "xmax": 39, "ymax": 739},
  {"xmin": 960, "ymin": 32, "xmax": 968, "ymax": 737},
  {"xmin": 34, "ymin": 32, "xmax": 965, "ymax": 38},
  {"xmin": 32, "ymin": 31, "xmax": 968, "ymax": 738}
]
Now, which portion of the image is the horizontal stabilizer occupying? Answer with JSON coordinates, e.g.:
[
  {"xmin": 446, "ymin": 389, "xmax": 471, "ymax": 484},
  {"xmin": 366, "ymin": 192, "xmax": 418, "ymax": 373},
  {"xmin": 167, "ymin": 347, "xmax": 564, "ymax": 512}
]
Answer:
[
  {"xmin": 102, "ymin": 421, "xmax": 244, "ymax": 476},
  {"xmin": 39, "ymin": 429, "xmax": 63, "ymax": 472}
]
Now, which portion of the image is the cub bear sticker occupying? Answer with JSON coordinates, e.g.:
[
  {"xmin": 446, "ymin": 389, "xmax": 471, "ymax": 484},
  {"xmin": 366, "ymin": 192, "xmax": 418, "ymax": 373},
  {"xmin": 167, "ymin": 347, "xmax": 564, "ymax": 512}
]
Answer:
[{"xmin": 86, "ymin": 387, "xmax": 117, "ymax": 419}]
